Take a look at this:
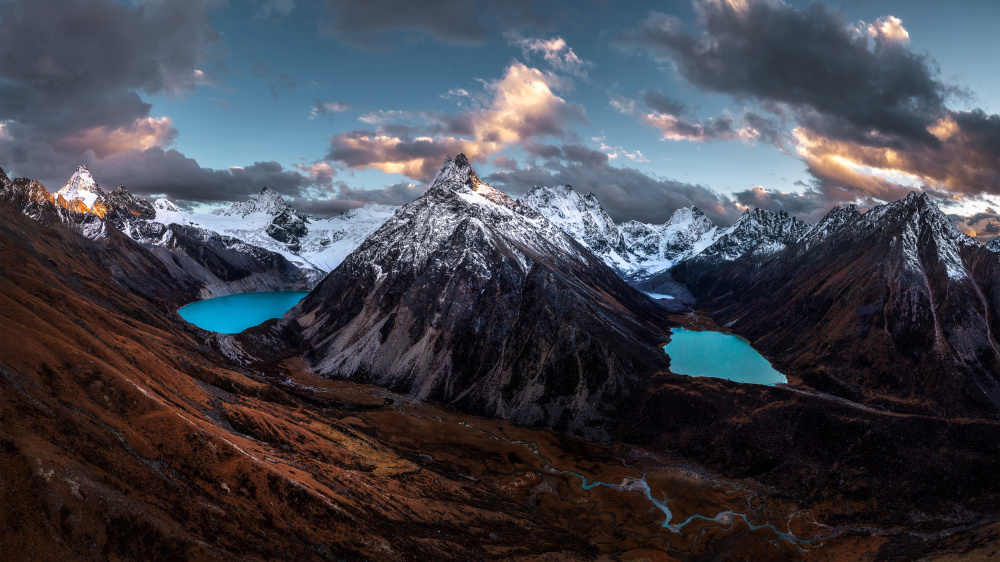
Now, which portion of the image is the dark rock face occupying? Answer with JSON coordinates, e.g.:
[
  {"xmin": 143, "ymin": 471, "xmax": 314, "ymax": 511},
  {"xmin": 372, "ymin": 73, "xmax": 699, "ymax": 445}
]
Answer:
[
  {"xmin": 265, "ymin": 207, "xmax": 310, "ymax": 251},
  {"xmin": 292, "ymin": 155, "xmax": 673, "ymax": 440},
  {"xmin": 673, "ymin": 192, "xmax": 1000, "ymax": 418}
]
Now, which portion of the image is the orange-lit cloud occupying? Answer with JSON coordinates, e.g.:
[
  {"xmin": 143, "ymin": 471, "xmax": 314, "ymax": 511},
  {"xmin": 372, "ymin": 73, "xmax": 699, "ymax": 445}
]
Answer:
[
  {"xmin": 866, "ymin": 16, "xmax": 909, "ymax": 43},
  {"xmin": 52, "ymin": 117, "xmax": 178, "ymax": 159},
  {"xmin": 326, "ymin": 63, "xmax": 586, "ymax": 179},
  {"xmin": 793, "ymin": 109, "xmax": 1000, "ymax": 207}
]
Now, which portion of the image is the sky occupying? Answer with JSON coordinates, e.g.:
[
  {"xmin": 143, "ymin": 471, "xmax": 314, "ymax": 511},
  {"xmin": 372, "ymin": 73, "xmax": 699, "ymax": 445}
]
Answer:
[{"xmin": 2, "ymin": 0, "xmax": 1000, "ymax": 237}]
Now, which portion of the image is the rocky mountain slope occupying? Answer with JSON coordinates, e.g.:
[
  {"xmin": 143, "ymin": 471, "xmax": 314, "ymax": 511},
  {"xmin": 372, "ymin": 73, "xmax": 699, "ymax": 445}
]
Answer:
[
  {"xmin": 286, "ymin": 155, "xmax": 674, "ymax": 439},
  {"xmin": 672, "ymin": 192, "xmax": 1000, "ymax": 417},
  {"xmin": 0, "ymin": 167, "xmax": 312, "ymax": 298}
]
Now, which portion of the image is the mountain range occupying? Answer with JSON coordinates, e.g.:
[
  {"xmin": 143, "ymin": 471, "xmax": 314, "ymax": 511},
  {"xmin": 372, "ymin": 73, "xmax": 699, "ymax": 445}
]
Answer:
[{"xmin": 6, "ymin": 155, "xmax": 1000, "ymax": 559}]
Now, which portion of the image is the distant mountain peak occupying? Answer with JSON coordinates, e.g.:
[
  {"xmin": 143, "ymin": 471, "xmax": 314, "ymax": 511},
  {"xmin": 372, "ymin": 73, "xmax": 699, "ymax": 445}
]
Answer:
[
  {"xmin": 56, "ymin": 164, "xmax": 104, "ymax": 208},
  {"xmin": 212, "ymin": 186, "xmax": 293, "ymax": 217}
]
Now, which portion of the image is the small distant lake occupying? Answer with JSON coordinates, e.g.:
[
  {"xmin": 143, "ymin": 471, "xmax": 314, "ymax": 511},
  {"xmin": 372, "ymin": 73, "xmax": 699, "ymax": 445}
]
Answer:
[
  {"xmin": 643, "ymin": 291, "xmax": 674, "ymax": 300},
  {"xmin": 178, "ymin": 291, "xmax": 309, "ymax": 334},
  {"xmin": 664, "ymin": 328, "xmax": 787, "ymax": 385}
]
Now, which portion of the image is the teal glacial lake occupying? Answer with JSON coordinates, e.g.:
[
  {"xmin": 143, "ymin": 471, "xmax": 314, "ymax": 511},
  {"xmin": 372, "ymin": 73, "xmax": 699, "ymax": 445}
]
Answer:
[
  {"xmin": 664, "ymin": 328, "xmax": 787, "ymax": 385},
  {"xmin": 178, "ymin": 291, "xmax": 310, "ymax": 334}
]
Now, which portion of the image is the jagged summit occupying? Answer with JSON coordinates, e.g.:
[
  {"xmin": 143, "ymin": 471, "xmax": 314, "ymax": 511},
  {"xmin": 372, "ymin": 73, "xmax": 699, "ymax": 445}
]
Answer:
[
  {"xmin": 429, "ymin": 153, "xmax": 475, "ymax": 190},
  {"xmin": 429, "ymin": 153, "xmax": 514, "ymax": 207},
  {"xmin": 213, "ymin": 186, "xmax": 293, "ymax": 217},
  {"xmin": 695, "ymin": 207, "xmax": 808, "ymax": 262},
  {"xmin": 57, "ymin": 164, "xmax": 104, "ymax": 208},
  {"xmin": 519, "ymin": 183, "xmax": 631, "ymax": 271}
]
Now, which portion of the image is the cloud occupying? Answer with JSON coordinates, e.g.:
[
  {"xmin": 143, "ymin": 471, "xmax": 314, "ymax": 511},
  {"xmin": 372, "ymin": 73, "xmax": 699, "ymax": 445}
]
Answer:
[
  {"xmin": 731, "ymin": 185, "xmax": 830, "ymax": 221},
  {"xmin": 506, "ymin": 33, "xmax": 594, "ymax": 79},
  {"xmin": 621, "ymin": 0, "xmax": 1000, "ymax": 222},
  {"xmin": 592, "ymin": 138, "xmax": 649, "ymax": 162},
  {"xmin": 867, "ymin": 15, "xmax": 909, "ymax": 44},
  {"xmin": 793, "ymin": 111, "xmax": 1000, "ymax": 202},
  {"xmin": 325, "ymin": 62, "xmax": 587, "ymax": 180},
  {"xmin": 623, "ymin": 1, "xmax": 947, "ymax": 148},
  {"xmin": 299, "ymin": 181, "xmax": 426, "ymax": 214},
  {"xmin": 76, "ymin": 148, "xmax": 328, "ymax": 207},
  {"xmin": 611, "ymin": 93, "xmax": 757, "ymax": 142},
  {"xmin": 487, "ymin": 143, "xmax": 744, "ymax": 225},
  {"xmin": 322, "ymin": 0, "xmax": 550, "ymax": 51},
  {"xmin": 51, "ymin": 117, "xmax": 178, "ymax": 159},
  {"xmin": 309, "ymin": 100, "xmax": 350, "ymax": 120},
  {"xmin": 640, "ymin": 90, "xmax": 687, "ymax": 116},
  {"xmin": 255, "ymin": 0, "xmax": 295, "ymax": 21},
  {"xmin": 952, "ymin": 210, "xmax": 1000, "ymax": 240},
  {"xmin": 441, "ymin": 88, "xmax": 471, "ymax": 100},
  {"xmin": 0, "ymin": 0, "xmax": 223, "ymax": 139}
]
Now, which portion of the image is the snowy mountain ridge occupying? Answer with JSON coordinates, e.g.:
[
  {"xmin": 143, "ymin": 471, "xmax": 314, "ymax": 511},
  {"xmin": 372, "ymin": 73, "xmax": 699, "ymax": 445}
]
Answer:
[{"xmin": 212, "ymin": 186, "xmax": 293, "ymax": 217}]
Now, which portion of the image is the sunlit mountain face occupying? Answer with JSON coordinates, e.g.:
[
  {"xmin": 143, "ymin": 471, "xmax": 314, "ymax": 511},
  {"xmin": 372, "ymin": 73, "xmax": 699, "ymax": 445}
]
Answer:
[{"xmin": 5, "ymin": 0, "xmax": 1000, "ymax": 559}]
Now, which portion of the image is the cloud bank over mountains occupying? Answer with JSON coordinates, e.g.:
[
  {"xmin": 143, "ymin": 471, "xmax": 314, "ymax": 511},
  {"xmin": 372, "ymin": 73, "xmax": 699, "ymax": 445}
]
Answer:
[{"xmin": 0, "ymin": 0, "xmax": 998, "ymax": 233}]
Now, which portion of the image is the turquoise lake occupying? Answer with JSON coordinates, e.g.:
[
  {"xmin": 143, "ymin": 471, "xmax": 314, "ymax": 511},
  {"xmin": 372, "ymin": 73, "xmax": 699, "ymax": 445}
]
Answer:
[
  {"xmin": 664, "ymin": 328, "xmax": 787, "ymax": 385},
  {"xmin": 178, "ymin": 291, "xmax": 310, "ymax": 334}
]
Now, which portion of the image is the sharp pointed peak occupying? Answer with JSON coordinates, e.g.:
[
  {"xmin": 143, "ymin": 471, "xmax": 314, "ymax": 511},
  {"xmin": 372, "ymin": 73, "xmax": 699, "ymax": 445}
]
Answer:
[{"xmin": 430, "ymin": 153, "xmax": 477, "ymax": 190}]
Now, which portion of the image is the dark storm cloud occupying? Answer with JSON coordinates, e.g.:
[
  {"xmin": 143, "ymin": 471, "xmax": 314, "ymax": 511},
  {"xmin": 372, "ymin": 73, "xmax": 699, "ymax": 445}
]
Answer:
[
  {"xmin": 624, "ymin": 1, "xmax": 948, "ymax": 148},
  {"xmin": 325, "ymin": 129, "xmax": 470, "ymax": 180},
  {"xmin": 731, "ymin": 185, "xmax": 830, "ymax": 220},
  {"xmin": 289, "ymin": 181, "xmax": 425, "ymax": 216},
  {"xmin": 612, "ymin": 93, "xmax": 753, "ymax": 143},
  {"xmin": 622, "ymin": 0, "xmax": 1000, "ymax": 219},
  {"xmin": 322, "ymin": 0, "xmax": 551, "ymax": 50},
  {"xmin": 487, "ymin": 143, "xmax": 744, "ymax": 225},
  {"xmin": 640, "ymin": 90, "xmax": 686, "ymax": 116},
  {"xmin": 81, "ymin": 148, "xmax": 326, "ymax": 206},
  {"xmin": 0, "ymin": 0, "xmax": 223, "ymax": 138}
]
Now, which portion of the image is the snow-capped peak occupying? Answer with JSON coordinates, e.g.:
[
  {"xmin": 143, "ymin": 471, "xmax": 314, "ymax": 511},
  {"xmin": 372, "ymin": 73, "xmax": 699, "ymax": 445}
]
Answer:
[
  {"xmin": 519, "ymin": 183, "xmax": 630, "ymax": 268},
  {"xmin": 864, "ymin": 191, "xmax": 971, "ymax": 280},
  {"xmin": 153, "ymin": 198, "xmax": 190, "ymax": 225},
  {"xmin": 212, "ymin": 186, "xmax": 292, "ymax": 217},
  {"xmin": 154, "ymin": 199, "xmax": 183, "ymax": 213},
  {"xmin": 430, "ymin": 153, "xmax": 475, "ymax": 190},
  {"xmin": 695, "ymin": 207, "xmax": 808, "ymax": 262},
  {"xmin": 986, "ymin": 237, "xmax": 1000, "ymax": 254},
  {"xmin": 57, "ymin": 165, "xmax": 104, "ymax": 208}
]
